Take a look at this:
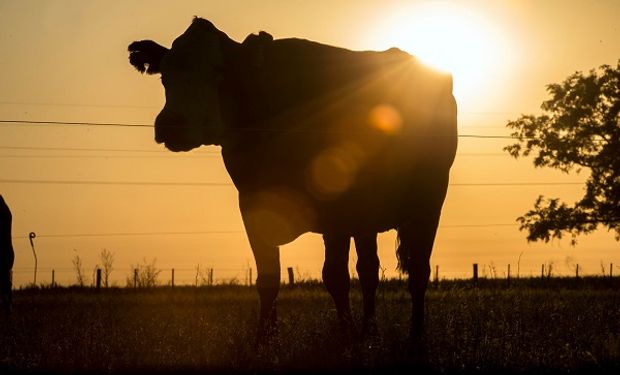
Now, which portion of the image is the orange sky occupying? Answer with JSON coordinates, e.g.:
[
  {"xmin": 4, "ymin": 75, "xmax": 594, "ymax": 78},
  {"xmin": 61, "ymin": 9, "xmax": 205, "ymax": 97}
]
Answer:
[{"xmin": 1, "ymin": 0, "xmax": 619, "ymax": 287}]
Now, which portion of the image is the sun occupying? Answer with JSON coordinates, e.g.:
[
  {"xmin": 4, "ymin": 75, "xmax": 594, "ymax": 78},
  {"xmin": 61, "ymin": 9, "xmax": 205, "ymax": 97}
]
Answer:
[{"xmin": 368, "ymin": 2, "xmax": 509, "ymax": 108}]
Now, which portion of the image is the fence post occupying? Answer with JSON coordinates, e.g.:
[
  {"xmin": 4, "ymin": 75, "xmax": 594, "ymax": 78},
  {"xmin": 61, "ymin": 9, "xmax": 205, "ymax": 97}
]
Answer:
[
  {"xmin": 51, "ymin": 269, "xmax": 55, "ymax": 288},
  {"xmin": 541, "ymin": 264, "xmax": 545, "ymax": 279},
  {"xmin": 28, "ymin": 232, "xmax": 37, "ymax": 286},
  {"xmin": 287, "ymin": 267, "xmax": 295, "ymax": 285},
  {"xmin": 171, "ymin": 268, "xmax": 175, "ymax": 287},
  {"xmin": 249, "ymin": 267, "xmax": 252, "ymax": 286},
  {"xmin": 610, "ymin": 263, "xmax": 613, "ymax": 279},
  {"xmin": 472, "ymin": 263, "xmax": 478, "ymax": 287},
  {"xmin": 208, "ymin": 268, "xmax": 213, "ymax": 286},
  {"xmin": 507, "ymin": 264, "xmax": 511, "ymax": 285},
  {"xmin": 134, "ymin": 268, "xmax": 138, "ymax": 288},
  {"xmin": 576, "ymin": 264, "xmax": 579, "ymax": 279},
  {"xmin": 96, "ymin": 268, "xmax": 102, "ymax": 289},
  {"xmin": 434, "ymin": 265, "xmax": 439, "ymax": 288}
]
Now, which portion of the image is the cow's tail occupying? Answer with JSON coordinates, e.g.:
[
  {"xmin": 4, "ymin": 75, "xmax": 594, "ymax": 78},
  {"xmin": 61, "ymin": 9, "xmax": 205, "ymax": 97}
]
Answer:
[{"xmin": 395, "ymin": 225, "xmax": 410, "ymax": 274}]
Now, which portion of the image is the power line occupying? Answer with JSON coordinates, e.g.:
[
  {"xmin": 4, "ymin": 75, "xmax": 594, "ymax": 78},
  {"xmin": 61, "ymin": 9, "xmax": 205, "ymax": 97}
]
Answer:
[
  {"xmin": 0, "ymin": 120, "xmax": 152, "ymax": 128},
  {"xmin": 450, "ymin": 182, "xmax": 583, "ymax": 186},
  {"xmin": 0, "ymin": 145, "xmax": 168, "ymax": 153},
  {"xmin": 0, "ymin": 100, "xmax": 522, "ymax": 116},
  {"xmin": 11, "ymin": 230, "xmax": 245, "ymax": 239},
  {"xmin": 0, "ymin": 101, "xmax": 159, "ymax": 109},
  {"xmin": 0, "ymin": 179, "xmax": 231, "ymax": 186},
  {"xmin": 0, "ymin": 154, "xmax": 221, "ymax": 159},
  {"xmin": 0, "ymin": 151, "xmax": 505, "ymax": 158},
  {"xmin": 0, "ymin": 145, "xmax": 502, "ymax": 156},
  {"xmin": 0, "ymin": 178, "xmax": 584, "ymax": 187},
  {"xmin": 0, "ymin": 119, "xmax": 515, "ymax": 138},
  {"xmin": 10, "ymin": 223, "xmax": 518, "ymax": 240},
  {"xmin": 0, "ymin": 145, "xmax": 220, "ymax": 154}
]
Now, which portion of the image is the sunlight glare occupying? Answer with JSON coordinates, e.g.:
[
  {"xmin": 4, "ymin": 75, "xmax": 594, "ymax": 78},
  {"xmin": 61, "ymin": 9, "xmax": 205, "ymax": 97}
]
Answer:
[{"xmin": 368, "ymin": 2, "xmax": 511, "ymax": 109}]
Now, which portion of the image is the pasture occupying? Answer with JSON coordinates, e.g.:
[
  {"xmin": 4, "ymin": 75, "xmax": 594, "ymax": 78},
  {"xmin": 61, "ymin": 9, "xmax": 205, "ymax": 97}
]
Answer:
[{"xmin": 1, "ymin": 279, "xmax": 619, "ymax": 374}]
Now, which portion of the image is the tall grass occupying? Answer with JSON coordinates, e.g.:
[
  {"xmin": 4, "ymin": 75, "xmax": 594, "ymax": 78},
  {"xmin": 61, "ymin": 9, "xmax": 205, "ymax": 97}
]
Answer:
[{"xmin": 0, "ymin": 278, "xmax": 619, "ymax": 374}]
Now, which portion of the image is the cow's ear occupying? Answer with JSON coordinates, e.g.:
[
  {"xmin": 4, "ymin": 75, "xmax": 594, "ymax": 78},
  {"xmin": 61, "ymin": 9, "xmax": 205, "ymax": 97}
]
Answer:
[
  {"xmin": 242, "ymin": 31, "xmax": 273, "ymax": 67},
  {"xmin": 128, "ymin": 40, "xmax": 169, "ymax": 74}
]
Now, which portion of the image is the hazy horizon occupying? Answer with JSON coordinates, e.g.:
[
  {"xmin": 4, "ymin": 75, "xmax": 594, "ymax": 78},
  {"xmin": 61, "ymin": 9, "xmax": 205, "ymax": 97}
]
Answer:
[{"xmin": 1, "ymin": 0, "xmax": 619, "ymax": 287}]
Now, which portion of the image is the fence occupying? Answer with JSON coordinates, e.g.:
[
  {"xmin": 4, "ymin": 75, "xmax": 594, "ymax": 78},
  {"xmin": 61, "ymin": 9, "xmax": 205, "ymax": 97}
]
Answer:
[
  {"xmin": 10, "ymin": 261, "xmax": 618, "ymax": 290},
  {"xmin": 10, "ymin": 265, "xmax": 299, "ymax": 289}
]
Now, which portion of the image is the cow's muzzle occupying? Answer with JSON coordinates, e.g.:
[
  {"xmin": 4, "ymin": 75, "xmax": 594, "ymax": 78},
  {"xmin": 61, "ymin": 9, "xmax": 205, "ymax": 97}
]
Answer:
[{"xmin": 154, "ymin": 110, "xmax": 201, "ymax": 152}]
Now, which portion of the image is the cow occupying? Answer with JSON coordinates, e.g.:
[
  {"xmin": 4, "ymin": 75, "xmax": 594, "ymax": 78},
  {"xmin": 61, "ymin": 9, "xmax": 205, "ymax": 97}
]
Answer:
[
  {"xmin": 128, "ymin": 17, "xmax": 457, "ymax": 340},
  {"xmin": 0, "ymin": 195, "xmax": 15, "ymax": 315}
]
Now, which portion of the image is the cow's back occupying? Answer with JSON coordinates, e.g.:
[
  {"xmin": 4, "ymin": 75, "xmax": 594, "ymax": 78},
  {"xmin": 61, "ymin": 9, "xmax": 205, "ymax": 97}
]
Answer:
[{"xmin": 221, "ymin": 39, "xmax": 456, "ymax": 239}]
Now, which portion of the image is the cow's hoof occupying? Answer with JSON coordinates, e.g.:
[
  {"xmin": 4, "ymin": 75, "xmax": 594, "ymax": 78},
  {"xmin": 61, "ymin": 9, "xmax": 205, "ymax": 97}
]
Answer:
[
  {"xmin": 408, "ymin": 332, "xmax": 429, "ymax": 365},
  {"xmin": 361, "ymin": 316, "xmax": 379, "ymax": 338},
  {"xmin": 336, "ymin": 312, "xmax": 356, "ymax": 342},
  {"xmin": 256, "ymin": 320, "xmax": 278, "ymax": 348}
]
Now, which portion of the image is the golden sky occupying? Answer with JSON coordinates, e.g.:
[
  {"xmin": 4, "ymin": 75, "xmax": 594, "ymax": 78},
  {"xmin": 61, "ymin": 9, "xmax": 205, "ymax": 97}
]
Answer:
[{"xmin": 1, "ymin": 0, "xmax": 619, "ymax": 287}]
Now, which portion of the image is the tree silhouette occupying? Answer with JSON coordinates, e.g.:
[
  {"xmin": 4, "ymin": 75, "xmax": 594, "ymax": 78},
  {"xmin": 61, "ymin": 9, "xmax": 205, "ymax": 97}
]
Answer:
[
  {"xmin": 505, "ymin": 61, "xmax": 619, "ymax": 244},
  {"xmin": 99, "ymin": 248, "xmax": 114, "ymax": 287}
]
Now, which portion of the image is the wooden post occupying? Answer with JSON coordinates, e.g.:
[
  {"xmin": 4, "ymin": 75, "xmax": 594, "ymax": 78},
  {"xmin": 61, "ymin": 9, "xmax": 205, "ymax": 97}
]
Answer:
[
  {"xmin": 28, "ymin": 232, "xmax": 37, "ymax": 286},
  {"xmin": 171, "ymin": 268, "xmax": 175, "ymax": 287},
  {"xmin": 576, "ymin": 264, "xmax": 579, "ymax": 279},
  {"xmin": 51, "ymin": 269, "xmax": 55, "ymax": 288},
  {"xmin": 287, "ymin": 267, "xmax": 295, "ymax": 285},
  {"xmin": 610, "ymin": 263, "xmax": 613, "ymax": 279},
  {"xmin": 472, "ymin": 263, "xmax": 478, "ymax": 287},
  {"xmin": 249, "ymin": 267, "xmax": 252, "ymax": 286},
  {"xmin": 134, "ymin": 268, "xmax": 138, "ymax": 288},
  {"xmin": 96, "ymin": 268, "xmax": 102, "ymax": 289},
  {"xmin": 541, "ymin": 264, "xmax": 545, "ymax": 279},
  {"xmin": 208, "ymin": 268, "xmax": 213, "ymax": 286},
  {"xmin": 507, "ymin": 264, "xmax": 511, "ymax": 285},
  {"xmin": 434, "ymin": 265, "xmax": 439, "ymax": 288}
]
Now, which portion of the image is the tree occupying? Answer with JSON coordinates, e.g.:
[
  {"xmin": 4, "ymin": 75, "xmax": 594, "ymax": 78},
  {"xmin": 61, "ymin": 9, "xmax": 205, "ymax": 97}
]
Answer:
[
  {"xmin": 504, "ymin": 61, "xmax": 620, "ymax": 244},
  {"xmin": 127, "ymin": 258, "xmax": 161, "ymax": 288},
  {"xmin": 72, "ymin": 253, "xmax": 85, "ymax": 287},
  {"xmin": 99, "ymin": 248, "xmax": 114, "ymax": 287}
]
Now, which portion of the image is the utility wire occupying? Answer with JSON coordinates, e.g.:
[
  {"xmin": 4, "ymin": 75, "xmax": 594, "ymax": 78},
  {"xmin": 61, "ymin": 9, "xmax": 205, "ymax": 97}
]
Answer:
[
  {"xmin": 0, "ymin": 145, "xmax": 172, "ymax": 153},
  {"xmin": 0, "ymin": 119, "xmax": 516, "ymax": 139},
  {"xmin": 0, "ymin": 154, "xmax": 221, "ymax": 159},
  {"xmin": 0, "ymin": 178, "xmax": 584, "ymax": 187},
  {"xmin": 0, "ymin": 100, "xmax": 522, "ymax": 116},
  {"xmin": 11, "ymin": 230, "xmax": 245, "ymax": 239},
  {"xmin": 0, "ymin": 179, "xmax": 231, "ymax": 186},
  {"xmin": 10, "ymin": 223, "xmax": 519, "ymax": 240},
  {"xmin": 0, "ymin": 101, "xmax": 159, "ymax": 109},
  {"xmin": 0, "ymin": 145, "xmax": 503, "ymax": 156},
  {"xmin": 0, "ymin": 120, "xmax": 152, "ymax": 128}
]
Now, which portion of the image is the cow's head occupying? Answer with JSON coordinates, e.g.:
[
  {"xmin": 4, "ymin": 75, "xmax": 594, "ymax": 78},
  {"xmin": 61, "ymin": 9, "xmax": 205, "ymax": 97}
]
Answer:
[{"xmin": 128, "ymin": 18, "xmax": 227, "ymax": 151}]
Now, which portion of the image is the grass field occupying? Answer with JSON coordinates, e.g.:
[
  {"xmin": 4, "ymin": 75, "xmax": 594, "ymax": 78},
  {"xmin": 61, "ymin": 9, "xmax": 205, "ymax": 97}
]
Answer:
[{"xmin": 1, "ymin": 278, "xmax": 619, "ymax": 374}]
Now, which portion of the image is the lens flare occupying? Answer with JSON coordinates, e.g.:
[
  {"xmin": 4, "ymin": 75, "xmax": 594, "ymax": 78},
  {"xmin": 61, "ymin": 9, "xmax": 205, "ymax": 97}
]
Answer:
[
  {"xmin": 307, "ymin": 148, "xmax": 359, "ymax": 199},
  {"xmin": 368, "ymin": 104, "xmax": 403, "ymax": 134}
]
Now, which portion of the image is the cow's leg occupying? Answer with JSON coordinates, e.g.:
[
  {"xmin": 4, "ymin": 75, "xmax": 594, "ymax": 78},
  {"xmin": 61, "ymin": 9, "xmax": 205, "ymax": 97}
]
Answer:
[
  {"xmin": 239, "ymin": 196, "xmax": 282, "ymax": 342},
  {"xmin": 1, "ymin": 196, "xmax": 14, "ymax": 315},
  {"xmin": 0, "ymin": 268, "xmax": 11, "ymax": 315},
  {"xmin": 251, "ymin": 241, "xmax": 280, "ymax": 341},
  {"xmin": 354, "ymin": 232, "xmax": 379, "ymax": 333},
  {"xmin": 398, "ymin": 173, "xmax": 449, "ymax": 339},
  {"xmin": 398, "ymin": 219, "xmax": 438, "ymax": 339},
  {"xmin": 322, "ymin": 233, "xmax": 353, "ymax": 329}
]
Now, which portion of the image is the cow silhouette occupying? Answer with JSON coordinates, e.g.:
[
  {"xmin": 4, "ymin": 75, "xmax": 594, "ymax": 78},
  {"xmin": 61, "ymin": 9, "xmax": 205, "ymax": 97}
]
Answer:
[
  {"xmin": 0, "ymin": 195, "xmax": 14, "ymax": 315},
  {"xmin": 128, "ymin": 18, "xmax": 457, "ymax": 340}
]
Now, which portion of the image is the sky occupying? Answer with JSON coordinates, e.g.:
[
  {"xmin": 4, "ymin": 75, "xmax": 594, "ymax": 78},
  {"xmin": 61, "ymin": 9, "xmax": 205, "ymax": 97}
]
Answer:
[{"xmin": 0, "ymin": 0, "xmax": 619, "ymax": 287}]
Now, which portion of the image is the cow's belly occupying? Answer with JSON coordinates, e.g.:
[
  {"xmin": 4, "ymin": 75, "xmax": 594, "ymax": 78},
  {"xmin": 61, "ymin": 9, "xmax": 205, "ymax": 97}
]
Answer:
[
  {"xmin": 237, "ymin": 170, "xmax": 428, "ymax": 246},
  {"xmin": 230, "ymin": 138, "xmax": 454, "ymax": 245}
]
